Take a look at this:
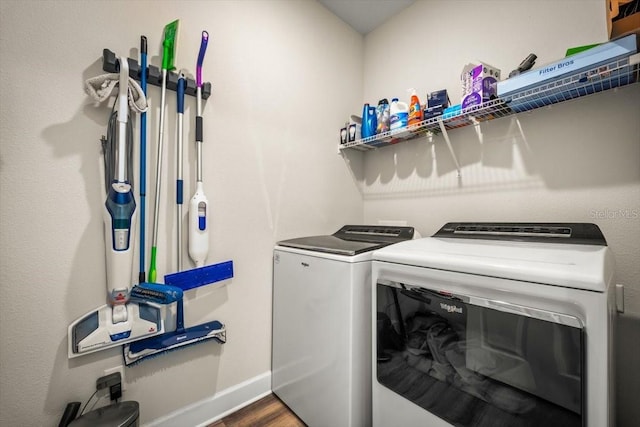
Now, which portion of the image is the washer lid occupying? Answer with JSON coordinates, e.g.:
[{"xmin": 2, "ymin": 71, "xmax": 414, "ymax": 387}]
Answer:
[
  {"xmin": 277, "ymin": 235, "xmax": 389, "ymax": 256},
  {"xmin": 277, "ymin": 225, "xmax": 415, "ymax": 256}
]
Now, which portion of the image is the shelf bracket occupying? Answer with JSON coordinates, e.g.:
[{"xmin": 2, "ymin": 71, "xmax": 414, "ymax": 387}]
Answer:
[
  {"xmin": 102, "ymin": 48, "xmax": 211, "ymax": 99},
  {"xmin": 438, "ymin": 120, "xmax": 462, "ymax": 178}
]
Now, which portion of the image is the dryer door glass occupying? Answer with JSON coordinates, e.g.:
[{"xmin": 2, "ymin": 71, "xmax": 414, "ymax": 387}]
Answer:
[{"xmin": 376, "ymin": 281, "xmax": 584, "ymax": 427}]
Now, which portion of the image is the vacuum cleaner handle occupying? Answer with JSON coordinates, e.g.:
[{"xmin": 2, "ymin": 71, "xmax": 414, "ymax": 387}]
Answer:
[{"xmin": 139, "ymin": 36, "xmax": 148, "ymax": 284}]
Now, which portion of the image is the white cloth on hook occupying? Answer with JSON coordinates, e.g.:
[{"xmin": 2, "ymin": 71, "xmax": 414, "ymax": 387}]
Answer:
[{"xmin": 84, "ymin": 73, "xmax": 148, "ymax": 113}]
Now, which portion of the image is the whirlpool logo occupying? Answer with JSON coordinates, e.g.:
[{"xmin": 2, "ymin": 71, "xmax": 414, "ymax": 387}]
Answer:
[{"xmin": 440, "ymin": 303, "xmax": 463, "ymax": 314}]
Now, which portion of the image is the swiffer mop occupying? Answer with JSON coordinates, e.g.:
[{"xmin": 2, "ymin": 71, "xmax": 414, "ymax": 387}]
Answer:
[
  {"xmin": 124, "ymin": 247, "xmax": 227, "ymax": 365},
  {"xmin": 189, "ymin": 31, "xmax": 210, "ymax": 268},
  {"xmin": 69, "ymin": 57, "xmax": 166, "ymax": 358},
  {"xmin": 123, "ymin": 296, "xmax": 225, "ymax": 365},
  {"xmin": 149, "ymin": 19, "xmax": 179, "ymax": 283}
]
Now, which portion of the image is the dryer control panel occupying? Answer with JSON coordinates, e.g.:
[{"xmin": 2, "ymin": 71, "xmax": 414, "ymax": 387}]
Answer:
[
  {"xmin": 434, "ymin": 222, "xmax": 607, "ymax": 246},
  {"xmin": 336, "ymin": 225, "xmax": 415, "ymax": 244}
]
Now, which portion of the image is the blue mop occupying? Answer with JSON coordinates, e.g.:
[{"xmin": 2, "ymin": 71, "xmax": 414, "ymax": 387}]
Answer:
[
  {"xmin": 138, "ymin": 36, "xmax": 148, "ymax": 284},
  {"xmin": 123, "ymin": 297, "xmax": 226, "ymax": 366},
  {"xmin": 123, "ymin": 261, "xmax": 231, "ymax": 366},
  {"xmin": 164, "ymin": 259, "xmax": 233, "ymax": 291},
  {"xmin": 129, "ymin": 282, "xmax": 183, "ymax": 304},
  {"xmin": 123, "ymin": 260, "xmax": 230, "ymax": 365}
]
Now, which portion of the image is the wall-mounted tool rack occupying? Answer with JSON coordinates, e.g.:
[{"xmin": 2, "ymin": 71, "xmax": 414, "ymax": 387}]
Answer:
[{"xmin": 102, "ymin": 48, "xmax": 212, "ymax": 99}]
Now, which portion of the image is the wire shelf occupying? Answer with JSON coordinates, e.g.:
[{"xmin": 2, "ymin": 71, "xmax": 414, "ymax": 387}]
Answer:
[{"xmin": 340, "ymin": 54, "xmax": 640, "ymax": 153}]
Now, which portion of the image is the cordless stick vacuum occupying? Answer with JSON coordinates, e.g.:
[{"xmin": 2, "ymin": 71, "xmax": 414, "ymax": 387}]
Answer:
[
  {"xmin": 106, "ymin": 56, "xmax": 138, "ymax": 312},
  {"xmin": 189, "ymin": 31, "xmax": 210, "ymax": 267},
  {"xmin": 68, "ymin": 57, "xmax": 165, "ymax": 358}
]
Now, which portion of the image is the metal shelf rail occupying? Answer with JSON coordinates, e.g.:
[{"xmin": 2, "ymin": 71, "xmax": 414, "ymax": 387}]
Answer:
[{"xmin": 339, "ymin": 53, "xmax": 640, "ymax": 176}]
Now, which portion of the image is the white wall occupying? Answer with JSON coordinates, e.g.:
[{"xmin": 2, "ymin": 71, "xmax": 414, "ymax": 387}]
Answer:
[
  {"xmin": 359, "ymin": 1, "xmax": 640, "ymax": 426},
  {"xmin": 0, "ymin": 0, "xmax": 363, "ymax": 425}
]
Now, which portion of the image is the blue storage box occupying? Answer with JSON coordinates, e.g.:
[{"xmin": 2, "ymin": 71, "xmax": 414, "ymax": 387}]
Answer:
[{"xmin": 497, "ymin": 34, "xmax": 638, "ymax": 113}]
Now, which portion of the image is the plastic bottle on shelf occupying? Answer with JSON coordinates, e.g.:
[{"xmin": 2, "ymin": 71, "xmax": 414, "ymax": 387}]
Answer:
[
  {"xmin": 361, "ymin": 103, "xmax": 377, "ymax": 139},
  {"xmin": 376, "ymin": 99, "xmax": 390, "ymax": 134},
  {"xmin": 407, "ymin": 88, "xmax": 423, "ymax": 126},
  {"xmin": 389, "ymin": 98, "xmax": 408, "ymax": 131}
]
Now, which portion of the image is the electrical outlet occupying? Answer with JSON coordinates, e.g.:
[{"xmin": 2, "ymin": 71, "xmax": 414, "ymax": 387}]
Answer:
[{"xmin": 104, "ymin": 366, "xmax": 125, "ymax": 392}]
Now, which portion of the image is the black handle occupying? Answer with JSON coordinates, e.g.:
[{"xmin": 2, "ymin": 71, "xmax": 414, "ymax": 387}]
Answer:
[{"xmin": 58, "ymin": 402, "xmax": 81, "ymax": 427}]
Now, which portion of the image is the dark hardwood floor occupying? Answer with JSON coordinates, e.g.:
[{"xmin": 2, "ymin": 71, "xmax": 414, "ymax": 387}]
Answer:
[{"xmin": 208, "ymin": 393, "xmax": 306, "ymax": 427}]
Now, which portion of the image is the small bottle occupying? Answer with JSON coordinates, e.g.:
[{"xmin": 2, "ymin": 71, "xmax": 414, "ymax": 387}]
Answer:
[{"xmin": 408, "ymin": 88, "xmax": 422, "ymax": 126}]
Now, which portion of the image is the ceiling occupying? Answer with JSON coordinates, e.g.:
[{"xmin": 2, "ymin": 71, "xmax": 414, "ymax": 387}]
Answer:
[{"xmin": 318, "ymin": 0, "xmax": 417, "ymax": 35}]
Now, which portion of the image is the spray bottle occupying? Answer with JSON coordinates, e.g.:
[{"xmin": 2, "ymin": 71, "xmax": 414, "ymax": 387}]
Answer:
[{"xmin": 408, "ymin": 88, "xmax": 422, "ymax": 126}]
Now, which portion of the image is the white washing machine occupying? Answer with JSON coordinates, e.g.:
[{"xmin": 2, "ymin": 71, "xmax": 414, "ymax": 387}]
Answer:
[
  {"xmin": 272, "ymin": 225, "xmax": 415, "ymax": 427},
  {"xmin": 372, "ymin": 223, "xmax": 616, "ymax": 427}
]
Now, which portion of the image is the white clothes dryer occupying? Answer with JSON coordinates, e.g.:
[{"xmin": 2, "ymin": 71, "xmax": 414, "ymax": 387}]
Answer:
[
  {"xmin": 272, "ymin": 225, "xmax": 415, "ymax": 427},
  {"xmin": 372, "ymin": 223, "xmax": 615, "ymax": 427}
]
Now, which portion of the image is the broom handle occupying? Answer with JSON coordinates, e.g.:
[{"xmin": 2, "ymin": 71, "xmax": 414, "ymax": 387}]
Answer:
[
  {"xmin": 139, "ymin": 36, "xmax": 148, "ymax": 283},
  {"xmin": 149, "ymin": 68, "xmax": 167, "ymax": 283}
]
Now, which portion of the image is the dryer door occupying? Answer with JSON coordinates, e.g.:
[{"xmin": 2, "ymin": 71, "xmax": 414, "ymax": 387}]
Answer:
[{"xmin": 376, "ymin": 280, "xmax": 584, "ymax": 427}]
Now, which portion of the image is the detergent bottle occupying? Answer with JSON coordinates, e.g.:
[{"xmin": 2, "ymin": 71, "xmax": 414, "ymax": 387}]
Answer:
[
  {"xmin": 389, "ymin": 98, "xmax": 408, "ymax": 131},
  {"xmin": 407, "ymin": 88, "xmax": 423, "ymax": 126},
  {"xmin": 361, "ymin": 103, "xmax": 377, "ymax": 139},
  {"xmin": 376, "ymin": 98, "xmax": 390, "ymax": 134}
]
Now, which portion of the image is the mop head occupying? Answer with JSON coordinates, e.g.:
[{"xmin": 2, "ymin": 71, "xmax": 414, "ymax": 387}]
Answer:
[
  {"xmin": 84, "ymin": 73, "xmax": 148, "ymax": 113},
  {"xmin": 130, "ymin": 282, "xmax": 183, "ymax": 304},
  {"xmin": 123, "ymin": 320, "xmax": 226, "ymax": 366}
]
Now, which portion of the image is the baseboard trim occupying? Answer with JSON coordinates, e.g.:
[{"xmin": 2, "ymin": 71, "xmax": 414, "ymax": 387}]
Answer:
[{"xmin": 144, "ymin": 371, "xmax": 272, "ymax": 427}]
